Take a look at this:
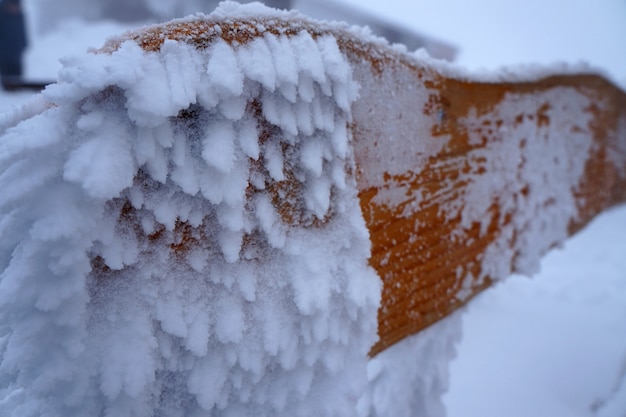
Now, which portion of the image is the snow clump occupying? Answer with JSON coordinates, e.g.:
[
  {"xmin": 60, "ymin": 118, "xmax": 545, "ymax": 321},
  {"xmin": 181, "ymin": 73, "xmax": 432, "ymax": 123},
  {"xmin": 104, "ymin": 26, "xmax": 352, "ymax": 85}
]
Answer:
[{"xmin": 0, "ymin": 2, "xmax": 383, "ymax": 417}]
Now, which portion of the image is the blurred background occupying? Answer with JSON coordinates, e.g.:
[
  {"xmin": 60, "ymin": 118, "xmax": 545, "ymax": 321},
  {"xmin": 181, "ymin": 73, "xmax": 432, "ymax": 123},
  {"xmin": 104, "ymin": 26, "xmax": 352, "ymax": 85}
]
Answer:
[
  {"xmin": 25, "ymin": 0, "xmax": 457, "ymax": 60},
  {"xmin": 18, "ymin": 0, "xmax": 626, "ymax": 82},
  {"xmin": 1, "ymin": 0, "xmax": 626, "ymax": 416}
]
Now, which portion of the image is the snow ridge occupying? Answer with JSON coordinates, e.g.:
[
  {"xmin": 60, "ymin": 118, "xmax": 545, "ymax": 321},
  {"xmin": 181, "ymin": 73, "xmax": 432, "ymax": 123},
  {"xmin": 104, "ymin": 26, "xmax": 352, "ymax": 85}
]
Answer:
[{"xmin": 0, "ymin": 3, "xmax": 380, "ymax": 416}]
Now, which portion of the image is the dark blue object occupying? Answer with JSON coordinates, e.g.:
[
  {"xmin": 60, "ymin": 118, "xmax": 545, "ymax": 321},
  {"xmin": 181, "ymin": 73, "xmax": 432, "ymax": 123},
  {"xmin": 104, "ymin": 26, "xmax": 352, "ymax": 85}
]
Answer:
[{"xmin": 0, "ymin": 0, "xmax": 27, "ymax": 85}]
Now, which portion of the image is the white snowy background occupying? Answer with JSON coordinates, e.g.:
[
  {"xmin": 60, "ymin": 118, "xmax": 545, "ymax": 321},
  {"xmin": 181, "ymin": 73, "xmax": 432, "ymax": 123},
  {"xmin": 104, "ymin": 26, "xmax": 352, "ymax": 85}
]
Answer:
[{"xmin": 0, "ymin": 0, "xmax": 625, "ymax": 416}]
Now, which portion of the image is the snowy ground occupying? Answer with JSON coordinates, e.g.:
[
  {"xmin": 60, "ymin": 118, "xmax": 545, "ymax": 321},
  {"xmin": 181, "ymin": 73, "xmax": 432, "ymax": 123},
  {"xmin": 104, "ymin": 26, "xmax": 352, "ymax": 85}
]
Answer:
[
  {"xmin": 2, "ymin": 1, "xmax": 625, "ymax": 416},
  {"xmin": 446, "ymin": 206, "xmax": 626, "ymax": 417}
]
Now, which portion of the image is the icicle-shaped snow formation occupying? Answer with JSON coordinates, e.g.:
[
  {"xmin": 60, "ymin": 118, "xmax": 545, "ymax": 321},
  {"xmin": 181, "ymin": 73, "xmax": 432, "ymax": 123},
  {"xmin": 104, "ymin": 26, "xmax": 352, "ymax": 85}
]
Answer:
[{"xmin": 0, "ymin": 3, "xmax": 381, "ymax": 416}]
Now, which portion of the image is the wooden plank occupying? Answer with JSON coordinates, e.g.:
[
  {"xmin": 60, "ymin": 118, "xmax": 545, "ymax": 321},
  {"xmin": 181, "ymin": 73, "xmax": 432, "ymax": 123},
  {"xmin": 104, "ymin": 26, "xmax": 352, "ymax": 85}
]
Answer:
[{"xmin": 110, "ymin": 15, "xmax": 626, "ymax": 355}]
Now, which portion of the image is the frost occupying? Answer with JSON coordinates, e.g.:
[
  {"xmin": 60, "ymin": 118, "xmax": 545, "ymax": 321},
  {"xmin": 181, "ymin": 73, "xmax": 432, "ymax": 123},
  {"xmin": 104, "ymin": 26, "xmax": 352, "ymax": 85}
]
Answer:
[
  {"xmin": 263, "ymin": 140, "xmax": 285, "ymax": 181},
  {"xmin": 453, "ymin": 88, "xmax": 595, "ymax": 277},
  {"xmin": 202, "ymin": 120, "xmax": 236, "ymax": 173},
  {"xmin": 218, "ymin": 96, "xmax": 247, "ymax": 120},
  {"xmin": 237, "ymin": 118, "xmax": 260, "ymax": 160},
  {"xmin": 237, "ymin": 37, "xmax": 277, "ymax": 91},
  {"xmin": 215, "ymin": 297, "xmax": 245, "ymax": 344},
  {"xmin": 306, "ymin": 177, "xmax": 332, "ymax": 218},
  {"xmin": 266, "ymin": 34, "xmax": 299, "ymax": 102},
  {"xmin": 63, "ymin": 124, "xmax": 135, "ymax": 199},
  {"xmin": 206, "ymin": 39, "xmax": 244, "ymax": 98},
  {"xmin": 0, "ymin": 2, "xmax": 380, "ymax": 417},
  {"xmin": 292, "ymin": 31, "xmax": 328, "ymax": 89},
  {"xmin": 300, "ymin": 138, "xmax": 325, "ymax": 177}
]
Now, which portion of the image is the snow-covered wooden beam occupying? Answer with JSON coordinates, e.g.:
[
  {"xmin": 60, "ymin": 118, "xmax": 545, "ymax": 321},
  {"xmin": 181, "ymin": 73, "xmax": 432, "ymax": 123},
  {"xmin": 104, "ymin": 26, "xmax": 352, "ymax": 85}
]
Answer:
[
  {"xmin": 103, "ymin": 2, "xmax": 626, "ymax": 355},
  {"xmin": 0, "ymin": 2, "xmax": 624, "ymax": 416},
  {"xmin": 359, "ymin": 71, "xmax": 626, "ymax": 354}
]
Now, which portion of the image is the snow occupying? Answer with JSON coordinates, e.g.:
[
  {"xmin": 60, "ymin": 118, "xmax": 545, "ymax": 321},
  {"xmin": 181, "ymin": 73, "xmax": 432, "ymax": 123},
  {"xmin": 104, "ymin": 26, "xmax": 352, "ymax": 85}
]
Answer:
[
  {"xmin": 457, "ymin": 88, "xmax": 595, "ymax": 275},
  {"xmin": 335, "ymin": 0, "xmax": 626, "ymax": 415},
  {"xmin": 361, "ymin": 309, "xmax": 462, "ymax": 417},
  {"xmin": 0, "ymin": 1, "xmax": 624, "ymax": 416},
  {"xmin": 445, "ymin": 205, "xmax": 626, "ymax": 417},
  {"xmin": 0, "ymin": 3, "xmax": 380, "ymax": 416}
]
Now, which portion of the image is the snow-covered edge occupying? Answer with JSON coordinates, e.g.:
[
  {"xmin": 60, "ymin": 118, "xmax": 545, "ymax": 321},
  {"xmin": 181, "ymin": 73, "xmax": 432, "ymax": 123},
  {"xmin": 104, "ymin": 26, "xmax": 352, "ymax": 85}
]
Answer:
[{"xmin": 0, "ymin": 2, "xmax": 387, "ymax": 416}]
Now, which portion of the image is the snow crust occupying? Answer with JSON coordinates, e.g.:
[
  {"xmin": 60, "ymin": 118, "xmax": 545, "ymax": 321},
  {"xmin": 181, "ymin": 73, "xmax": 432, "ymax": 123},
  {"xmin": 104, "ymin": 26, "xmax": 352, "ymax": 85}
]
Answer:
[{"xmin": 0, "ymin": 3, "xmax": 390, "ymax": 416}]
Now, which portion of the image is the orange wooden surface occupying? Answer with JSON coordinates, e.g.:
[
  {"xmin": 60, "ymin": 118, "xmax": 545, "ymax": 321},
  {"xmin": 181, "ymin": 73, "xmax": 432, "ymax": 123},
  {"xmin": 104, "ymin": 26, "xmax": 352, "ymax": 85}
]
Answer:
[
  {"xmin": 109, "ymin": 16, "xmax": 626, "ymax": 356},
  {"xmin": 350, "ymin": 69, "xmax": 626, "ymax": 354}
]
